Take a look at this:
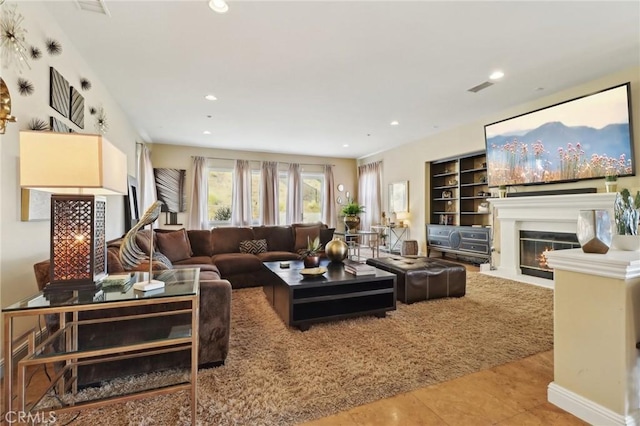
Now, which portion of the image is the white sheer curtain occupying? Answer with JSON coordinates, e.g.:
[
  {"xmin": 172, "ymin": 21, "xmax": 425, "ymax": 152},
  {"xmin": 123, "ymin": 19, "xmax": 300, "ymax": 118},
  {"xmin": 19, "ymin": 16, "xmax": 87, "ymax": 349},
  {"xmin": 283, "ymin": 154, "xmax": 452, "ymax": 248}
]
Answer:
[
  {"xmin": 358, "ymin": 161, "xmax": 382, "ymax": 230},
  {"xmin": 231, "ymin": 160, "xmax": 252, "ymax": 226},
  {"xmin": 187, "ymin": 156, "xmax": 209, "ymax": 230},
  {"xmin": 286, "ymin": 163, "xmax": 302, "ymax": 224},
  {"xmin": 260, "ymin": 161, "xmax": 279, "ymax": 225},
  {"xmin": 137, "ymin": 144, "xmax": 158, "ymax": 226},
  {"xmin": 322, "ymin": 164, "xmax": 336, "ymax": 227}
]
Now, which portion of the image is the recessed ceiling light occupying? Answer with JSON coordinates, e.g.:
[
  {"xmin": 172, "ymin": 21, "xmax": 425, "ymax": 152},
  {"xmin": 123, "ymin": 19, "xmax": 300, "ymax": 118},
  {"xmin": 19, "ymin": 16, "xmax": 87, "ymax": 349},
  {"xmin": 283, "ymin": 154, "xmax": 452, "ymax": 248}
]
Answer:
[
  {"xmin": 390, "ymin": 121, "xmax": 399, "ymax": 126},
  {"xmin": 343, "ymin": 144, "xmax": 349, "ymax": 148},
  {"xmin": 535, "ymin": 87, "xmax": 545, "ymax": 92},
  {"xmin": 489, "ymin": 70, "xmax": 505, "ymax": 81},
  {"xmin": 208, "ymin": 0, "xmax": 229, "ymax": 14},
  {"xmin": 203, "ymin": 130, "xmax": 211, "ymax": 135},
  {"xmin": 205, "ymin": 94, "xmax": 217, "ymax": 101}
]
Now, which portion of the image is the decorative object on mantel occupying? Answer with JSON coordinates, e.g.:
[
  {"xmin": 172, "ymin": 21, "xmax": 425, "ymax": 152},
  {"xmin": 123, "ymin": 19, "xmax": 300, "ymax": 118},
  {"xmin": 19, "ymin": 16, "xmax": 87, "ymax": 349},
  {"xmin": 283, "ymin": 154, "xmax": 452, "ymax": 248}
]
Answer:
[
  {"xmin": 0, "ymin": 77, "xmax": 17, "ymax": 134},
  {"xmin": 498, "ymin": 185, "xmax": 507, "ymax": 198},
  {"xmin": 29, "ymin": 45, "xmax": 41, "ymax": 60},
  {"xmin": 27, "ymin": 117, "xmax": 48, "ymax": 131},
  {"xmin": 612, "ymin": 188, "xmax": 640, "ymax": 251},
  {"xmin": 604, "ymin": 174, "xmax": 618, "ymax": 193},
  {"xmin": 17, "ymin": 77, "xmax": 33, "ymax": 96},
  {"xmin": 576, "ymin": 209, "xmax": 612, "ymax": 254},
  {"xmin": 0, "ymin": 5, "xmax": 30, "ymax": 72},
  {"xmin": 45, "ymin": 38, "xmax": 62, "ymax": 55}
]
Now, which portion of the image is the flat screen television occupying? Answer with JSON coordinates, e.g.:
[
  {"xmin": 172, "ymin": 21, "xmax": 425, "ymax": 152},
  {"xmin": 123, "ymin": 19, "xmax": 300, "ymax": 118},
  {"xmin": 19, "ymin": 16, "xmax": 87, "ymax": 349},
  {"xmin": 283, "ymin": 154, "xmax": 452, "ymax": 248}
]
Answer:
[{"xmin": 484, "ymin": 82, "xmax": 634, "ymax": 187}]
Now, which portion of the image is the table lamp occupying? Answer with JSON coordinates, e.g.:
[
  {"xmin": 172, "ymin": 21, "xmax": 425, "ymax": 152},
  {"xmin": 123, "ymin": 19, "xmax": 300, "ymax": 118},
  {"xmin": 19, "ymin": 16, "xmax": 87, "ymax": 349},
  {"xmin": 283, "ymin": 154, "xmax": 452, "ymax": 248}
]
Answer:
[{"xmin": 20, "ymin": 131, "xmax": 127, "ymax": 292}]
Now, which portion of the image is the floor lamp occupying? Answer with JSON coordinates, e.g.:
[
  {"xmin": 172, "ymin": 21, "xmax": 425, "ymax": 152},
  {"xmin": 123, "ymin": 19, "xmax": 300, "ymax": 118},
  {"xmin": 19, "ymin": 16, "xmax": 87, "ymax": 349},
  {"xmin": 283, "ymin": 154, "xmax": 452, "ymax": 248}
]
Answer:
[{"xmin": 20, "ymin": 131, "xmax": 127, "ymax": 292}]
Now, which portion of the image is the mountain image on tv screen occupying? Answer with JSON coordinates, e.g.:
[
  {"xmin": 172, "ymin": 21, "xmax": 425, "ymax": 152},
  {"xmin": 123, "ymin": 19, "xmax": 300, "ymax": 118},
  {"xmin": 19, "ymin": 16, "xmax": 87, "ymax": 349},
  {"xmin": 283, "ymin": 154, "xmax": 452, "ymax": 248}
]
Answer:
[{"xmin": 484, "ymin": 83, "xmax": 634, "ymax": 187}]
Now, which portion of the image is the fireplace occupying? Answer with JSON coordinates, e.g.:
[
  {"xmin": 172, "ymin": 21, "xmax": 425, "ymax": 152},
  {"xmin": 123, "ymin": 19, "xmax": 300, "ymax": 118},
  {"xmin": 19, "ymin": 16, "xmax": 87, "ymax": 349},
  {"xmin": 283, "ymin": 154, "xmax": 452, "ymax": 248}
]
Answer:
[
  {"xmin": 486, "ymin": 192, "xmax": 616, "ymax": 288},
  {"xmin": 519, "ymin": 231, "xmax": 580, "ymax": 280}
]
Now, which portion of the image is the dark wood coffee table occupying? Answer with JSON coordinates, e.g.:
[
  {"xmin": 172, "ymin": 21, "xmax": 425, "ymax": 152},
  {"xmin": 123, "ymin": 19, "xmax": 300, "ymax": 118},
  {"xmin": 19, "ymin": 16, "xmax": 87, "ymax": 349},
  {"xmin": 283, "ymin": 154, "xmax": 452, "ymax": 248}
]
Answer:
[{"xmin": 263, "ymin": 260, "xmax": 396, "ymax": 331}]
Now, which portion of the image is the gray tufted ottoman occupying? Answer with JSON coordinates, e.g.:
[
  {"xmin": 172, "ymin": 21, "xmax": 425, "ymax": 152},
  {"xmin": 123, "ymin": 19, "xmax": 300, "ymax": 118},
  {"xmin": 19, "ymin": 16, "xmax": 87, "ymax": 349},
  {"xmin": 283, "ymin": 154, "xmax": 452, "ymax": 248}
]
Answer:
[{"xmin": 366, "ymin": 256, "xmax": 466, "ymax": 304}]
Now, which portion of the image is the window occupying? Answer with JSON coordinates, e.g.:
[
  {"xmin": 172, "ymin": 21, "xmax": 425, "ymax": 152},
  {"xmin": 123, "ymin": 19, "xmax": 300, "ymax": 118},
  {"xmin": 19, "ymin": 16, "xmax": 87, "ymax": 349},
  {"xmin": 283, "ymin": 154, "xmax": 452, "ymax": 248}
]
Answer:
[
  {"xmin": 208, "ymin": 168, "xmax": 233, "ymax": 224},
  {"xmin": 302, "ymin": 173, "xmax": 323, "ymax": 223}
]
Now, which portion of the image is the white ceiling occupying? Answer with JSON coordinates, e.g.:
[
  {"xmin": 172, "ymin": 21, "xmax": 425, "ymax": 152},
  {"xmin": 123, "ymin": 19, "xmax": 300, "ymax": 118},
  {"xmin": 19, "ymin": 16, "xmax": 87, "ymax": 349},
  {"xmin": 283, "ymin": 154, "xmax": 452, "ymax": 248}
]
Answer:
[{"xmin": 44, "ymin": 1, "xmax": 640, "ymax": 159}]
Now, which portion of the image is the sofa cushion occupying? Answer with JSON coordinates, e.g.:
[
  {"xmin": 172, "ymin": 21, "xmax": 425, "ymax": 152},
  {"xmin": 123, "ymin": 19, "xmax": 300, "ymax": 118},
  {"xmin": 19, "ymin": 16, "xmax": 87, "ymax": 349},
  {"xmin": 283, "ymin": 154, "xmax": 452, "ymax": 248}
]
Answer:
[
  {"xmin": 211, "ymin": 227, "xmax": 255, "ymax": 255},
  {"xmin": 187, "ymin": 230, "xmax": 213, "ymax": 256},
  {"xmin": 173, "ymin": 256, "xmax": 217, "ymax": 268},
  {"xmin": 252, "ymin": 226, "xmax": 295, "ymax": 252},
  {"xmin": 320, "ymin": 227, "xmax": 335, "ymax": 247},
  {"xmin": 293, "ymin": 224, "xmax": 321, "ymax": 251},
  {"xmin": 155, "ymin": 229, "xmax": 193, "ymax": 262},
  {"xmin": 135, "ymin": 229, "xmax": 154, "ymax": 255},
  {"xmin": 239, "ymin": 239, "xmax": 268, "ymax": 254},
  {"xmin": 257, "ymin": 251, "xmax": 301, "ymax": 262},
  {"xmin": 211, "ymin": 253, "xmax": 263, "ymax": 276}
]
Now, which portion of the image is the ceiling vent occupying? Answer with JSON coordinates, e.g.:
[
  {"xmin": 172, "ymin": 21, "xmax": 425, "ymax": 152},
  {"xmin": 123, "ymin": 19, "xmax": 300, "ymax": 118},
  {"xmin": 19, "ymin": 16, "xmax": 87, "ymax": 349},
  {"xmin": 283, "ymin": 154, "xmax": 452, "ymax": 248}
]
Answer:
[
  {"xmin": 467, "ymin": 81, "xmax": 494, "ymax": 93},
  {"xmin": 75, "ymin": 0, "xmax": 110, "ymax": 16}
]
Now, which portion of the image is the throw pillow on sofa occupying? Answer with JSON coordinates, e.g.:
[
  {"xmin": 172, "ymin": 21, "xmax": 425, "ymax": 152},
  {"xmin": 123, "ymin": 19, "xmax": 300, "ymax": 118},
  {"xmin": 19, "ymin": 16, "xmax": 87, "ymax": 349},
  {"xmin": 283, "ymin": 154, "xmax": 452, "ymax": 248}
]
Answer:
[
  {"xmin": 155, "ymin": 228, "xmax": 193, "ymax": 262},
  {"xmin": 293, "ymin": 224, "xmax": 321, "ymax": 251},
  {"xmin": 239, "ymin": 239, "xmax": 268, "ymax": 254}
]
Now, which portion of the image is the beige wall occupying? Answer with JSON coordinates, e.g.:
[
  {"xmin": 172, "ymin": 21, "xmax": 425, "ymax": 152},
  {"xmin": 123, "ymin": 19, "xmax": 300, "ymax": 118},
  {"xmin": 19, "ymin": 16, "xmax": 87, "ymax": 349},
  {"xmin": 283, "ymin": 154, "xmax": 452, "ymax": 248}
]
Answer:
[
  {"xmin": 148, "ymin": 143, "xmax": 357, "ymax": 229},
  {"xmin": 360, "ymin": 66, "xmax": 640, "ymax": 254},
  {"xmin": 0, "ymin": 2, "xmax": 141, "ymax": 352}
]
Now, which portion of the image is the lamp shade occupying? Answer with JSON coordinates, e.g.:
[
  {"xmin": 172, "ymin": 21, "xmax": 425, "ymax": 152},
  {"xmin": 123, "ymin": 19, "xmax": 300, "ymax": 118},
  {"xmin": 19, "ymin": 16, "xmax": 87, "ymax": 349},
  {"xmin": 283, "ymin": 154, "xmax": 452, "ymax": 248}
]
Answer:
[{"xmin": 19, "ymin": 131, "xmax": 127, "ymax": 195}]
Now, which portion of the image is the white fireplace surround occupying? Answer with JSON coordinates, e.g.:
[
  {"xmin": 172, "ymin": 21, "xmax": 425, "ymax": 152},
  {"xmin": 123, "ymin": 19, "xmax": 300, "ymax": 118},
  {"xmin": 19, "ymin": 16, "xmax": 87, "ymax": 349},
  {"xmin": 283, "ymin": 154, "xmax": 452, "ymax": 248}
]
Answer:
[{"xmin": 485, "ymin": 192, "xmax": 617, "ymax": 288}]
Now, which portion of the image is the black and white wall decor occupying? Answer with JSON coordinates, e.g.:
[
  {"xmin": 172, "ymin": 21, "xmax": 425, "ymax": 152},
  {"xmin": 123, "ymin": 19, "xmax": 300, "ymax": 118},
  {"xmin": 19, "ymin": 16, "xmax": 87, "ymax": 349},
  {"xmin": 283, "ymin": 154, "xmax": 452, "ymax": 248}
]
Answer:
[
  {"xmin": 49, "ymin": 67, "xmax": 69, "ymax": 117},
  {"xmin": 153, "ymin": 168, "xmax": 186, "ymax": 213},
  {"xmin": 69, "ymin": 86, "xmax": 84, "ymax": 128},
  {"xmin": 50, "ymin": 116, "xmax": 69, "ymax": 133}
]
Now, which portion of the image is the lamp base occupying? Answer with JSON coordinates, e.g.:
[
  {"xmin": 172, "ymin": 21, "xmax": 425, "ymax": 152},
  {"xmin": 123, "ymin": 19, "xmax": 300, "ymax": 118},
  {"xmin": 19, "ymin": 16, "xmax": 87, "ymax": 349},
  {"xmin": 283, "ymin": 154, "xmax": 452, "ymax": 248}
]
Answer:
[{"xmin": 133, "ymin": 279, "xmax": 165, "ymax": 292}]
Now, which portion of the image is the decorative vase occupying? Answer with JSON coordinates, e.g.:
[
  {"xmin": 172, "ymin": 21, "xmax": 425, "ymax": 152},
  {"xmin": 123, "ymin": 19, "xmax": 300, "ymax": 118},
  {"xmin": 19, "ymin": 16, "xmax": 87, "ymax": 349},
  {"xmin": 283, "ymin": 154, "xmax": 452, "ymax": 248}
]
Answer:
[
  {"xmin": 612, "ymin": 234, "xmax": 640, "ymax": 251},
  {"xmin": 325, "ymin": 238, "xmax": 348, "ymax": 263},
  {"xmin": 303, "ymin": 255, "xmax": 320, "ymax": 268},
  {"xmin": 344, "ymin": 215, "xmax": 360, "ymax": 233},
  {"xmin": 577, "ymin": 209, "xmax": 612, "ymax": 254},
  {"xmin": 605, "ymin": 178, "xmax": 618, "ymax": 193}
]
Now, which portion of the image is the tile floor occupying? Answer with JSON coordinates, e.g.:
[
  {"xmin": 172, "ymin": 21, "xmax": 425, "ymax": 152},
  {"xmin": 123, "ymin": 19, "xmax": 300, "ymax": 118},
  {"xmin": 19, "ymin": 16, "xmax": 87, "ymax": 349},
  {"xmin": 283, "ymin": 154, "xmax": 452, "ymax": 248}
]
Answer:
[{"xmin": 301, "ymin": 350, "xmax": 587, "ymax": 426}]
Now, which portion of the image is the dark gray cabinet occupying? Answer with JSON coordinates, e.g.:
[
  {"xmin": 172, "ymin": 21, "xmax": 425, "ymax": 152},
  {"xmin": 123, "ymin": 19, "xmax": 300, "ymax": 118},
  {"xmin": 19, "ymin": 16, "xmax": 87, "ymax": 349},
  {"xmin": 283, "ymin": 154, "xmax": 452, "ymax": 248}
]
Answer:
[{"xmin": 427, "ymin": 224, "xmax": 491, "ymax": 261}]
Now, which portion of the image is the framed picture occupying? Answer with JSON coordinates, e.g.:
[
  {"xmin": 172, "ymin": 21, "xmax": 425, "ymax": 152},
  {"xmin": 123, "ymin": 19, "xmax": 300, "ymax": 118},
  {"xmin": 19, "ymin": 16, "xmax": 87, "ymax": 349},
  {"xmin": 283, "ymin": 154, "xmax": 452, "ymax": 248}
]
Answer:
[
  {"xmin": 69, "ymin": 86, "xmax": 85, "ymax": 128},
  {"xmin": 124, "ymin": 175, "xmax": 140, "ymax": 231},
  {"xmin": 388, "ymin": 181, "xmax": 408, "ymax": 213},
  {"xmin": 21, "ymin": 189, "xmax": 51, "ymax": 221},
  {"xmin": 49, "ymin": 67, "xmax": 69, "ymax": 118},
  {"xmin": 50, "ymin": 116, "xmax": 69, "ymax": 133}
]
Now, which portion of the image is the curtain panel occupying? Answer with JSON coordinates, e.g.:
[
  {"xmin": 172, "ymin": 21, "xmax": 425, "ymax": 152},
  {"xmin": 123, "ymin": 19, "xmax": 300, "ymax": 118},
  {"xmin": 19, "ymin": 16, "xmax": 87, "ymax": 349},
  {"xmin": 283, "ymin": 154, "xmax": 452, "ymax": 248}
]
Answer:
[
  {"xmin": 232, "ymin": 160, "xmax": 252, "ymax": 226},
  {"xmin": 286, "ymin": 163, "xmax": 302, "ymax": 224},
  {"xmin": 357, "ymin": 161, "xmax": 382, "ymax": 230},
  {"xmin": 260, "ymin": 161, "xmax": 279, "ymax": 225},
  {"xmin": 137, "ymin": 144, "xmax": 158, "ymax": 227},
  {"xmin": 321, "ymin": 164, "xmax": 337, "ymax": 228},
  {"xmin": 187, "ymin": 156, "xmax": 209, "ymax": 230}
]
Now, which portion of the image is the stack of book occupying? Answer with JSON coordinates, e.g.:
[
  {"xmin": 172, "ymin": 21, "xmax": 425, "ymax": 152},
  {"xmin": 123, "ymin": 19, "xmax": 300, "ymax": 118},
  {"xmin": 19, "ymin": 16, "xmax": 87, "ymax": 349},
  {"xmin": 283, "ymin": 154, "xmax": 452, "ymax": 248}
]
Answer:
[
  {"xmin": 344, "ymin": 260, "xmax": 376, "ymax": 276},
  {"xmin": 101, "ymin": 273, "xmax": 134, "ymax": 289}
]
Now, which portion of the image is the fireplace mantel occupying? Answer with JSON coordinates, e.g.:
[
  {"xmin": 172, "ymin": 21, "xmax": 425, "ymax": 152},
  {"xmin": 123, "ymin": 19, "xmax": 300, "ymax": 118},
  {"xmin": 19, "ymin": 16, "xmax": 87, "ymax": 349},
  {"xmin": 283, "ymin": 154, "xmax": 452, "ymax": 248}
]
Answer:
[{"xmin": 485, "ymin": 192, "xmax": 617, "ymax": 287}]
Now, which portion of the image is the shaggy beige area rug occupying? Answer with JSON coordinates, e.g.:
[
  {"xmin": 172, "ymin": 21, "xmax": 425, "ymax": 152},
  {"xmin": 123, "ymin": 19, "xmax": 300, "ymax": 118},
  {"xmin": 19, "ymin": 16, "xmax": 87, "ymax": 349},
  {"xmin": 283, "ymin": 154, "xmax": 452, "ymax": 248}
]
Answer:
[{"xmin": 58, "ymin": 272, "xmax": 553, "ymax": 425}]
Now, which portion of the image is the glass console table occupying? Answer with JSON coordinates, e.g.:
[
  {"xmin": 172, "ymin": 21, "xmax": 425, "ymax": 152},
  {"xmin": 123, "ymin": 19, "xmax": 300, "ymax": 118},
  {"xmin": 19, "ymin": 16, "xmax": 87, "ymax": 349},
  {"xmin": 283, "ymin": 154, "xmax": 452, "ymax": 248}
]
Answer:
[
  {"xmin": 334, "ymin": 230, "xmax": 380, "ymax": 261},
  {"xmin": 2, "ymin": 268, "xmax": 200, "ymax": 422},
  {"xmin": 371, "ymin": 225, "xmax": 410, "ymax": 254}
]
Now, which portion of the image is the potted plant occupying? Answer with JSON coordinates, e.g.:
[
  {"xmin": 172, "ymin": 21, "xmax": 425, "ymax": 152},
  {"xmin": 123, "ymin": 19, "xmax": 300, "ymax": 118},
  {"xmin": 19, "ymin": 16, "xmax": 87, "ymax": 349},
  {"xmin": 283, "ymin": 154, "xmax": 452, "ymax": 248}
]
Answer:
[
  {"xmin": 613, "ymin": 188, "xmax": 640, "ymax": 250},
  {"xmin": 341, "ymin": 200, "xmax": 366, "ymax": 233},
  {"xmin": 605, "ymin": 173, "xmax": 618, "ymax": 193},
  {"xmin": 301, "ymin": 236, "xmax": 323, "ymax": 267}
]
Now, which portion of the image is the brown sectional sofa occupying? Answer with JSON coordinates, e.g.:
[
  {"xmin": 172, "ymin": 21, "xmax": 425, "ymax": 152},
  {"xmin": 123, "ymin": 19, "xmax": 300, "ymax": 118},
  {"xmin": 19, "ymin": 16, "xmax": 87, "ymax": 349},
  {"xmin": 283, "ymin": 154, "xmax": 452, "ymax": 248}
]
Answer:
[
  {"xmin": 33, "ymin": 223, "xmax": 334, "ymax": 386},
  {"xmin": 107, "ymin": 223, "xmax": 335, "ymax": 289}
]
